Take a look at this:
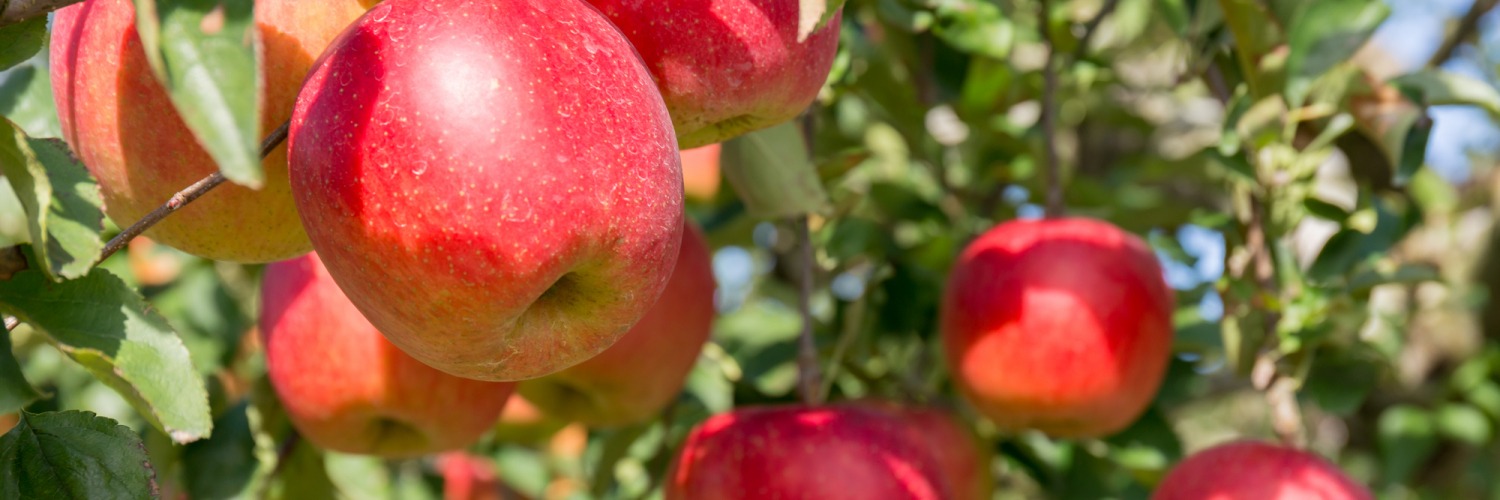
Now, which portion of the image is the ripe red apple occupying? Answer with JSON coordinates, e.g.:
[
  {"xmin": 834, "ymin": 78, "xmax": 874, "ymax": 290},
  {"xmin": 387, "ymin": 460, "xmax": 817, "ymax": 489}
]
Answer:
[
  {"xmin": 851, "ymin": 401, "xmax": 994, "ymax": 500},
  {"xmin": 665, "ymin": 405, "xmax": 953, "ymax": 499},
  {"xmin": 1155, "ymin": 441, "xmax": 1372, "ymax": 500},
  {"xmin": 437, "ymin": 452, "xmax": 530, "ymax": 500},
  {"xmin": 519, "ymin": 221, "xmax": 715, "ymax": 427},
  {"xmin": 288, "ymin": 0, "xmax": 684, "ymax": 381},
  {"xmin": 260, "ymin": 252, "xmax": 515, "ymax": 457},
  {"xmin": 681, "ymin": 144, "xmax": 722, "ymax": 202},
  {"xmin": 50, "ymin": 0, "xmax": 369, "ymax": 262},
  {"xmin": 941, "ymin": 218, "xmax": 1174, "ymax": 438},
  {"xmin": 585, "ymin": 0, "xmax": 842, "ymax": 148}
]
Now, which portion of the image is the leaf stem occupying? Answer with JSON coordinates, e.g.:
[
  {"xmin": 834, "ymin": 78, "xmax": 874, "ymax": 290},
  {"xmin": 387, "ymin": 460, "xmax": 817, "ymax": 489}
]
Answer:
[{"xmin": 95, "ymin": 120, "xmax": 290, "ymax": 264}]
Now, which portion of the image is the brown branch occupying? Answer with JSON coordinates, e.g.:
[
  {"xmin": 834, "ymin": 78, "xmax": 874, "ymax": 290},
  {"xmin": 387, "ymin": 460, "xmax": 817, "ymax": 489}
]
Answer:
[
  {"xmin": 96, "ymin": 120, "xmax": 290, "ymax": 264},
  {"xmin": 1071, "ymin": 0, "xmax": 1122, "ymax": 61},
  {"xmin": 792, "ymin": 214, "xmax": 823, "ymax": 406},
  {"xmin": 1427, "ymin": 0, "xmax": 1499, "ymax": 67},
  {"xmin": 0, "ymin": 0, "xmax": 82, "ymax": 28},
  {"xmin": 3, "ymin": 316, "xmax": 16, "ymax": 332},
  {"xmin": 1038, "ymin": 0, "xmax": 1065, "ymax": 217}
]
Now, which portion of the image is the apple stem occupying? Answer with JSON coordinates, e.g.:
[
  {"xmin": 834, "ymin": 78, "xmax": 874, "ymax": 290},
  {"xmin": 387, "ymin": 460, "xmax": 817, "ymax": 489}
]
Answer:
[
  {"xmin": 0, "ymin": 0, "xmax": 81, "ymax": 28},
  {"xmin": 95, "ymin": 120, "xmax": 291, "ymax": 265},
  {"xmin": 1036, "ymin": 0, "xmax": 1065, "ymax": 219},
  {"xmin": 791, "ymin": 214, "xmax": 824, "ymax": 406}
]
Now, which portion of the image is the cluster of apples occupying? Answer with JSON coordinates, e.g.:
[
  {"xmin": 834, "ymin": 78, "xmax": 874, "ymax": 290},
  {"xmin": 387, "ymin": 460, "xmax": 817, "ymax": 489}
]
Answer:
[{"xmin": 49, "ymin": 0, "xmax": 1375, "ymax": 495}]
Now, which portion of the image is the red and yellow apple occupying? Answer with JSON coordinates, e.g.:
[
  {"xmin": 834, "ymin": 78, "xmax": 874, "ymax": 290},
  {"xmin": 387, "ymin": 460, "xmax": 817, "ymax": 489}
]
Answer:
[
  {"xmin": 260, "ymin": 252, "xmax": 515, "ymax": 457},
  {"xmin": 941, "ymin": 218, "xmax": 1174, "ymax": 438},
  {"xmin": 519, "ymin": 221, "xmax": 715, "ymax": 427},
  {"xmin": 288, "ymin": 0, "xmax": 684, "ymax": 381},
  {"xmin": 50, "ymin": 0, "xmax": 370, "ymax": 262},
  {"xmin": 585, "ymin": 0, "xmax": 842, "ymax": 148},
  {"xmin": 666, "ymin": 405, "xmax": 953, "ymax": 499},
  {"xmin": 1154, "ymin": 441, "xmax": 1372, "ymax": 500}
]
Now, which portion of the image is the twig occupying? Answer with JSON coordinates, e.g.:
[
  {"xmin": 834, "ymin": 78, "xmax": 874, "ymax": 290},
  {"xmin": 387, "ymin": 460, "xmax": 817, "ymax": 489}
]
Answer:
[
  {"xmin": 1037, "ymin": 0, "xmax": 1065, "ymax": 217},
  {"xmin": 1427, "ymin": 0, "xmax": 1499, "ymax": 67},
  {"xmin": 1070, "ymin": 0, "xmax": 1122, "ymax": 61},
  {"xmin": 3, "ymin": 316, "xmax": 16, "ymax": 332},
  {"xmin": 96, "ymin": 120, "xmax": 290, "ymax": 264},
  {"xmin": 266, "ymin": 430, "xmax": 301, "ymax": 481},
  {"xmin": 792, "ymin": 215, "xmax": 823, "ymax": 406},
  {"xmin": 0, "ymin": 0, "xmax": 82, "ymax": 28}
]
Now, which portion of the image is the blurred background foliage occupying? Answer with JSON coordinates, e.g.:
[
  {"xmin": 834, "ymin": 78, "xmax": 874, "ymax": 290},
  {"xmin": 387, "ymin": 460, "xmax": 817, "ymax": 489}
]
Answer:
[{"xmin": 7, "ymin": 0, "xmax": 1500, "ymax": 498}]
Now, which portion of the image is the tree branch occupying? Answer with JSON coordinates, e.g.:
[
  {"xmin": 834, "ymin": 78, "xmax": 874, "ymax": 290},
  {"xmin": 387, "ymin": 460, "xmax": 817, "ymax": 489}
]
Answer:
[
  {"xmin": 1038, "ymin": 0, "xmax": 1065, "ymax": 217},
  {"xmin": 792, "ymin": 214, "xmax": 823, "ymax": 406},
  {"xmin": 1071, "ymin": 0, "xmax": 1122, "ymax": 61},
  {"xmin": 0, "ymin": 0, "xmax": 82, "ymax": 28},
  {"xmin": 95, "ymin": 120, "xmax": 290, "ymax": 264},
  {"xmin": 1427, "ymin": 0, "xmax": 1499, "ymax": 68}
]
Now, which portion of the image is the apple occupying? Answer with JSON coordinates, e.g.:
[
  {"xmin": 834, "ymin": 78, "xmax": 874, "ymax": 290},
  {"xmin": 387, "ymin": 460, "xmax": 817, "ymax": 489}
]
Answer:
[
  {"xmin": 519, "ymin": 221, "xmax": 715, "ymax": 427},
  {"xmin": 585, "ymin": 0, "xmax": 842, "ymax": 149},
  {"xmin": 851, "ymin": 401, "xmax": 994, "ymax": 500},
  {"xmin": 260, "ymin": 252, "xmax": 515, "ymax": 458},
  {"xmin": 287, "ymin": 0, "xmax": 684, "ymax": 381},
  {"xmin": 941, "ymin": 217, "xmax": 1174, "ymax": 438},
  {"xmin": 681, "ymin": 144, "xmax": 722, "ymax": 202},
  {"xmin": 665, "ymin": 405, "xmax": 953, "ymax": 499},
  {"xmin": 437, "ymin": 452, "xmax": 530, "ymax": 500},
  {"xmin": 491, "ymin": 394, "xmax": 569, "ymax": 445},
  {"xmin": 1155, "ymin": 441, "xmax": 1372, "ymax": 500},
  {"xmin": 50, "ymin": 0, "xmax": 370, "ymax": 262}
]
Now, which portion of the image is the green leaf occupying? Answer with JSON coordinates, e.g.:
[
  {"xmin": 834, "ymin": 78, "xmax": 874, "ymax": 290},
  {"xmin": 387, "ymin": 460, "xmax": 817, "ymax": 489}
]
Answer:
[
  {"xmin": 1283, "ymin": 0, "xmax": 1389, "ymax": 106},
  {"xmin": 0, "ymin": 269, "xmax": 212, "ymax": 443},
  {"xmin": 182, "ymin": 401, "xmax": 258, "ymax": 499},
  {"xmin": 0, "ymin": 122, "xmax": 105, "ymax": 281},
  {"xmin": 1435, "ymin": 403, "xmax": 1492, "ymax": 446},
  {"xmin": 134, "ymin": 0, "xmax": 263, "ymax": 187},
  {"xmin": 798, "ymin": 0, "xmax": 845, "ymax": 42},
  {"xmin": 721, "ymin": 122, "xmax": 829, "ymax": 218},
  {"xmin": 1377, "ymin": 405, "xmax": 1437, "ymax": 484},
  {"xmin": 0, "ymin": 332, "xmax": 40, "ymax": 414},
  {"xmin": 0, "ymin": 17, "xmax": 46, "ymax": 72},
  {"xmin": 1390, "ymin": 69, "xmax": 1500, "ymax": 117},
  {"xmin": 325, "ymin": 452, "xmax": 390, "ymax": 499},
  {"xmin": 0, "ymin": 64, "xmax": 63, "ymax": 139},
  {"xmin": 0, "ymin": 410, "xmax": 158, "ymax": 499}
]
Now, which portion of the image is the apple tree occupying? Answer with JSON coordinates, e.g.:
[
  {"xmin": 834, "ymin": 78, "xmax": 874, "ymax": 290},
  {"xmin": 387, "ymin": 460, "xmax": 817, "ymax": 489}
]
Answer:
[{"xmin": 0, "ymin": 0, "xmax": 1498, "ymax": 498}]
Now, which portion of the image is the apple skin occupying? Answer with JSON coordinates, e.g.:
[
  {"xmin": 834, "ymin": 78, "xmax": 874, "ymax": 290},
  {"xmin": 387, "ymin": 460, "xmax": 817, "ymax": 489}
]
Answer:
[
  {"xmin": 260, "ymin": 252, "xmax": 515, "ymax": 458},
  {"xmin": 519, "ymin": 221, "xmax": 715, "ymax": 427},
  {"xmin": 665, "ymin": 405, "xmax": 953, "ymax": 499},
  {"xmin": 49, "ymin": 0, "xmax": 367, "ymax": 262},
  {"xmin": 851, "ymin": 401, "xmax": 994, "ymax": 500},
  {"xmin": 1154, "ymin": 441, "xmax": 1372, "ymax": 500},
  {"xmin": 681, "ymin": 144, "xmax": 722, "ymax": 203},
  {"xmin": 941, "ymin": 217, "xmax": 1174, "ymax": 438},
  {"xmin": 585, "ymin": 0, "xmax": 841, "ymax": 149},
  {"xmin": 288, "ymin": 0, "xmax": 684, "ymax": 381}
]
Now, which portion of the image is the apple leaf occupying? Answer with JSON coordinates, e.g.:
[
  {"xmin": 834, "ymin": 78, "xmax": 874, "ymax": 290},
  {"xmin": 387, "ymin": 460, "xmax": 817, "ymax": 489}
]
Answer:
[
  {"xmin": 0, "ymin": 410, "xmax": 158, "ymax": 499},
  {"xmin": 0, "ymin": 16, "xmax": 46, "ymax": 73},
  {"xmin": 797, "ymin": 0, "xmax": 844, "ymax": 42},
  {"xmin": 720, "ymin": 122, "xmax": 829, "ymax": 218},
  {"xmin": 1283, "ymin": 0, "xmax": 1388, "ymax": 106},
  {"xmin": 0, "ymin": 269, "xmax": 212, "ymax": 443},
  {"xmin": 0, "ymin": 330, "xmax": 40, "ymax": 414},
  {"xmin": 134, "ymin": 0, "xmax": 263, "ymax": 188},
  {"xmin": 0, "ymin": 178, "xmax": 27, "ymax": 248},
  {"xmin": 1390, "ymin": 69, "xmax": 1500, "ymax": 117},
  {"xmin": 0, "ymin": 120, "xmax": 105, "ymax": 281},
  {"xmin": 182, "ymin": 401, "xmax": 258, "ymax": 499},
  {"xmin": 0, "ymin": 64, "xmax": 63, "ymax": 139}
]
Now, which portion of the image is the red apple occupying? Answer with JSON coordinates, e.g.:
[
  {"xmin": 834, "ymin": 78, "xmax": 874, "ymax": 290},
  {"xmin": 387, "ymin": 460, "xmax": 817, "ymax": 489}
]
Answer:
[
  {"xmin": 681, "ymin": 144, "xmax": 722, "ymax": 202},
  {"xmin": 666, "ymin": 405, "xmax": 953, "ymax": 499},
  {"xmin": 851, "ymin": 401, "xmax": 994, "ymax": 500},
  {"xmin": 585, "ymin": 0, "xmax": 842, "ymax": 148},
  {"xmin": 519, "ymin": 221, "xmax": 715, "ymax": 427},
  {"xmin": 438, "ymin": 452, "xmax": 530, "ymax": 500},
  {"xmin": 50, "ymin": 0, "xmax": 369, "ymax": 262},
  {"xmin": 1155, "ymin": 441, "xmax": 1372, "ymax": 500},
  {"xmin": 288, "ymin": 0, "xmax": 684, "ymax": 381},
  {"xmin": 260, "ymin": 252, "xmax": 515, "ymax": 457},
  {"xmin": 941, "ymin": 218, "xmax": 1174, "ymax": 438}
]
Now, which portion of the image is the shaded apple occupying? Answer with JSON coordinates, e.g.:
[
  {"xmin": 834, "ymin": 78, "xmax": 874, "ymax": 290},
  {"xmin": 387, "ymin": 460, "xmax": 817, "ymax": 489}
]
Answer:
[
  {"xmin": 1154, "ymin": 441, "xmax": 1372, "ymax": 500},
  {"xmin": 519, "ymin": 221, "xmax": 715, "ymax": 427},
  {"xmin": 260, "ymin": 252, "xmax": 515, "ymax": 457},
  {"xmin": 941, "ymin": 218, "xmax": 1174, "ymax": 438},
  {"xmin": 666, "ymin": 405, "xmax": 953, "ymax": 499},
  {"xmin": 50, "ymin": 0, "xmax": 369, "ymax": 262},
  {"xmin": 850, "ymin": 401, "xmax": 994, "ymax": 500},
  {"xmin": 288, "ymin": 0, "xmax": 684, "ymax": 381},
  {"xmin": 586, "ymin": 0, "xmax": 842, "ymax": 148}
]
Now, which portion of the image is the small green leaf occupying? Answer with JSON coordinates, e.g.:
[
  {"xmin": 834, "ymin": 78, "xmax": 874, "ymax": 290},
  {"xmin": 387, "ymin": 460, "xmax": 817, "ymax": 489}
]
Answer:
[
  {"xmin": 0, "ymin": 17, "xmax": 46, "ymax": 72},
  {"xmin": 135, "ymin": 0, "xmax": 263, "ymax": 187},
  {"xmin": 1303, "ymin": 197, "xmax": 1351, "ymax": 222},
  {"xmin": 0, "ymin": 121, "xmax": 106, "ymax": 280},
  {"xmin": 1283, "ymin": 0, "xmax": 1389, "ymax": 106},
  {"xmin": 0, "ymin": 269, "xmax": 212, "ymax": 443},
  {"xmin": 798, "ymin": 0, "xmax": 845, "ymax": 42},
  {"xmin": 0, "ymin": 410, "xmax": 158, "ymax": 499},
  {"xmin": 182, "ymin": 401, "xmax": 258, "ymax": 499},
  {"xmin": 1377, "ymin": 405, "xmax": 1437, "ymax": 484},
  {"xmin": 1435, "ymin": 403, "xmax": 1492, "ymax": 446},
  {"xmin": 0, "ymin": 178, "xmax": 26, "ymax": 248},
  {"xmin": 0, "ymin": 65, "xmax": 63, "ymax": 139},
  {"xmin": 1390, "ymin": 69, "xmax": 1500, "ymax": 117},
  {"xmin": 721, "ymin": 122, "xmax": 829, "ymax": 218},
  {"xmin": 0, "ymin": 331, "xmax": 40, "ymax": 414},
  {"xmin": 1395, "ymin": 112, "xmax": 1432, "ymax": 186}
]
